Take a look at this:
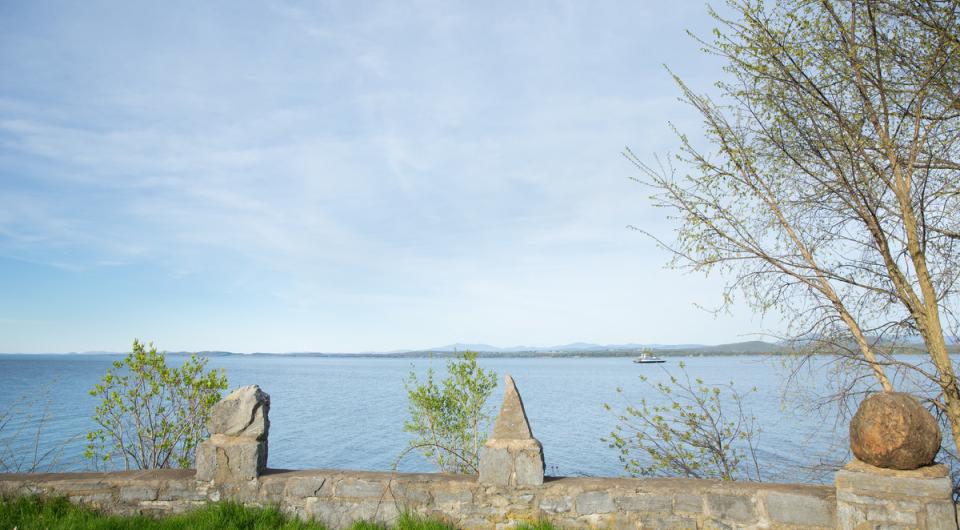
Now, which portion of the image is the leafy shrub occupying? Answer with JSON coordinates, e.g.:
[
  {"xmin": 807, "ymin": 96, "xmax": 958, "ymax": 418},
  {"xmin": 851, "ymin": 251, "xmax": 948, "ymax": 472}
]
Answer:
[
  {"xmin": 400, "ymin": 351, "xmax": 497, "ymax": 474},
  {"xmin": 604, "ymin": 360, "xmax": 761, "ymax": 481},
  {"xmin": 85, "ymin": 339, "xmax": 228, "ymax": 470}
]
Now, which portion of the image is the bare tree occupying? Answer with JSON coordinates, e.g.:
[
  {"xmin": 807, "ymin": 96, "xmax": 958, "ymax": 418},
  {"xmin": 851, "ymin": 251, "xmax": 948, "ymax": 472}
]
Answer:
[{"xmin": 629, "ymin": 0, "xmax": 960, "ymax": 454}]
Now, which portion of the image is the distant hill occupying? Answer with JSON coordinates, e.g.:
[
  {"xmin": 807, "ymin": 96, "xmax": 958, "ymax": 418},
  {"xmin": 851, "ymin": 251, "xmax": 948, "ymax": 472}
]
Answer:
[
  {"xmin": 422, "ymin": 341, "xmax": 709, "ymax": 354},
  {"xmin": 402, "ymin": 340, "xmax": 786, "ymax": 357},
  {"xmin": 660, "ymin": 340, "xmax": 788, "ymax": 354},
  {"xmin": 9, "ymin": 339, "xmax": 956, "ymax": 357},
  {"xmin": 429, "ymin": 343, "xmax": 525, "ymax": 353}
]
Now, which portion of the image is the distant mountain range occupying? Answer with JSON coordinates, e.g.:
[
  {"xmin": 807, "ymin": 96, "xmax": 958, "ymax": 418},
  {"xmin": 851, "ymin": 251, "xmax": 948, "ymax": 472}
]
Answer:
[
  {"xmin": 419, "ymin": 340, "xmax": 778, "ymax": 355},
  {"xmin": 156, "ymin": 340, "xmax": 791, "ymax": 358},
  {"xmin": 11, "ymin": 339, "xmax": 957, "ymax": 357},
  {"xmin": 425, "ymin": 342, "xmax": 704, "ymax": 353}
]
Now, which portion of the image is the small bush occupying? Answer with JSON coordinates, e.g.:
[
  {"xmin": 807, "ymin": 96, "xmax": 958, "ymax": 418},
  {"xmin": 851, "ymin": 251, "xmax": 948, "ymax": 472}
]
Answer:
[
  {"xmin": 85, "ymin": 339, "xmax": 228, "ymax": 470},
  {"xmin": 400, "ymin": 352, "xmax": 497, "ymax": 474},
  {"xmin": 604, "ymin": 360, "xmax": 762, "ymax": 481}
]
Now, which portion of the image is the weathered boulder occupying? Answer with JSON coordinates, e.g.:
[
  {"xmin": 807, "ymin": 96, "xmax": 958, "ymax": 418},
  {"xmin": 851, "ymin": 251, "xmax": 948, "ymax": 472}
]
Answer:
[
  {"xmin": 197, "ymin": 385, "xmax": 271, "ymax": 483},
  {"xmin": 849, "ymin": 391, "xmax": 940, "ymax": 470},
  {"xmin": 206, "ymin": 385, "xmax": 270, "ymax": 440},
  {"xmin": 479, "ymin": 374, "xmax": 544, "ymax": 486}
]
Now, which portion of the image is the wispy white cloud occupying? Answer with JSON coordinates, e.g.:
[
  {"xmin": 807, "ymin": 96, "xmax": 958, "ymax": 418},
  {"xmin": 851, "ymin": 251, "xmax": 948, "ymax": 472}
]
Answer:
[{"xmin": 0, "ymin": 0, "xmax": 772, "ymax": 353}]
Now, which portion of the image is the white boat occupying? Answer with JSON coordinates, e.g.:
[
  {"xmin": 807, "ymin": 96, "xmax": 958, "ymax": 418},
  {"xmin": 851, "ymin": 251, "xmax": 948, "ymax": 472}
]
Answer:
[{"xmin": 633, "ymin": 352, "xmax": 666, "ymax": 364}]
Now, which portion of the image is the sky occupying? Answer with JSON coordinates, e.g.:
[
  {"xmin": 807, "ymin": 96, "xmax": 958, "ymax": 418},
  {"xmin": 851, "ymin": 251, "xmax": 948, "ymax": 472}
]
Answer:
[{"xmin": 0, "ymin": 1, "xmax": 779, "ymax": 353}]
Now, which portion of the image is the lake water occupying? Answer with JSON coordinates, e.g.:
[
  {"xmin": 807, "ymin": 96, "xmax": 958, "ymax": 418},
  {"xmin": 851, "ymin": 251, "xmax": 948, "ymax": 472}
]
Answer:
[{"xmin": 0, "ymin": 354, "xmax": 848, "ymax": 482}]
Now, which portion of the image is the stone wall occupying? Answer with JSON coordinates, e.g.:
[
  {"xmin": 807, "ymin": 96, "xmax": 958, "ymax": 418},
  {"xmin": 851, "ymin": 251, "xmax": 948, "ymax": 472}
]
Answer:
[
  {"xmin": 0, "ymin": 468, "xmax": 836, "ymax": 529},
  {"xmin": 0, "ymin": 379, "xmax": 956, "ymax": 529}
]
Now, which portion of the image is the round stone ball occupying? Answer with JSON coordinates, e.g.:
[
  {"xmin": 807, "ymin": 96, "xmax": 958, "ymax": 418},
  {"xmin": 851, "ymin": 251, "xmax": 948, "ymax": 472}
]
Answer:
[{"xmin": 849, "ymin": 392, "xmax": 941, "ymax": 470}]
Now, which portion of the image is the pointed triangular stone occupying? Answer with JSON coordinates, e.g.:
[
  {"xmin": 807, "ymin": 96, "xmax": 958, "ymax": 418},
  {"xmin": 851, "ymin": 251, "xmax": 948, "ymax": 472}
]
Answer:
[{"xmin": 491, "ymin": 374, "xmax": 535, "ymax": 440}]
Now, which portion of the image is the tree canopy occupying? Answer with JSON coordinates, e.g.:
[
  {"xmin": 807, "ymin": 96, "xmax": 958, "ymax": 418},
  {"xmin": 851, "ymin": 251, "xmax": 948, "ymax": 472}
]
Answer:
[{"xmin": 630, "ymin": 0, "xmax": 959, "ymax": 456}]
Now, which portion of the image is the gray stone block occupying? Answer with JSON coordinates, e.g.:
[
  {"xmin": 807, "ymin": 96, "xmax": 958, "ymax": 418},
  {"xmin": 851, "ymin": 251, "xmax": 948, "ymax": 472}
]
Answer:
[
  {"xmin": 836, "ymin": 464, "xmax": 952, "ymax": 500},
  {"xmin": 119, "ymin": 485, "xmax": 158, "ymax": 503},
  {"xmin": 306, "ymin": 497, "xmax": 348, "ymax": 528},
  {"xmin": 765, "ymin": 491, "xmax": 834, "ymax": 527},
  {"xmin": 195, "ymin": 441, "xmax": 216, "ymax": 482},
  {"xmin": 673, "ymin": 493, "xmax": 704, "ymax": 514},
  {"xmin": 284, "ymin": 476, "xmax": 328, "ymax": 498},
  {"xmin": 337, "ymin": 479, "xmax": 385, "ymax": 498},
  {"xmin": 393, "ymin": 484, "xmax": 432, "ymax": 503},
  {"xmin": 259, "ymin": 478, "xmax": 286, "ymax": 501},
  {"xmin": 701, "ymin": 520, "xmax": 734, "ymax": 530},
  {"xmin": 607, "ymin": 516, "xmax": 638, "ymax": 530},
  {"xmin": 615, "ymin": 493, "xmax": 672, "ymax": 512},
  {"xmin": 575, "ymin": 491, "xmax": 615, "ymax": 515},
  {"xmin": 514, "ymin": 447, "xmax": 544, "ymax": 486},
  {"xmin": 639, "ymin": 514, "xmax": 699, "ymax": 529},
  {"xmin": 539, "ymin": 495, "xmax": 573, "ymax": 514},
  {"xmin": 866, "ymin": 504, "xmax": 917, "ymax": 525},
  {"xmin": 478, "ymin": 445, "xmax": 513, "ymax": 486},
  {"xmin": 837, "ymin": 501, "xmax": 867, "ymax": 529},
  {"xmin": 434, "ymin": 489, "xmax": 472, "ymax": 505},
  {"xmin": 196, "ymin": 435, "xmax": 267, "ymax": 483},
  {"xmin": 706, "ymin": 493, "xmax": 756, "ymax": 523},
  {"xmin": 158, "ymin": 480, "xmax": 204, "ymax": 502},
  {"xmin": 69, "ymin": 492, "xmax": 114, "ymax": 504},
  {"xmin": 837, "ymin": 489, "xmax": 889, "ymax": 505},
  {"xmin": 926, "ymin": 501, "xmax": 959, "ymax": 530}
]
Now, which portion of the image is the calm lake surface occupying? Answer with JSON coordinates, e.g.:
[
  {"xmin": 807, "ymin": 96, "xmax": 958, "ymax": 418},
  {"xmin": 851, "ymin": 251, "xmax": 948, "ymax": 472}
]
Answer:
[{"xmin": 0, "ymin": 355, "xmax": 847, "ymax": 482}]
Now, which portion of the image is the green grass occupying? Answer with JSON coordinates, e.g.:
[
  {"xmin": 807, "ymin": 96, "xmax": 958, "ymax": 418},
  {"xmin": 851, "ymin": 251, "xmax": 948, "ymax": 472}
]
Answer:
[
  {"xmin": 0, "ymin": 496, "xmax": 325, "ymax": 530},
  {"xmin": 0, "ymin": 496, "xmax": 561, "ymax": 530},
  {"xmin": 515, "ymin": 522, "xmax": 559, "ymax": 530}
]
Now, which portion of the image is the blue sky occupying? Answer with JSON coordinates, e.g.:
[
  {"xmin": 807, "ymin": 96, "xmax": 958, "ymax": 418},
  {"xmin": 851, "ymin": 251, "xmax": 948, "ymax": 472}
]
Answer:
[{"xmin": 0, "ymin": 1, "xmax": 775, "ymax": 353}]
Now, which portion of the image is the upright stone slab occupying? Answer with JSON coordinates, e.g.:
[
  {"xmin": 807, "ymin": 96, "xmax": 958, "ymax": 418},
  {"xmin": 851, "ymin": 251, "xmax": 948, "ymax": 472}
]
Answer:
[
  {"xmin": 196, "ymin": 385, "xmax": 270, "ymax": 483},
  {"xmin": 479, "ymin": 374, "xmax": 544, "ymax": 487}
]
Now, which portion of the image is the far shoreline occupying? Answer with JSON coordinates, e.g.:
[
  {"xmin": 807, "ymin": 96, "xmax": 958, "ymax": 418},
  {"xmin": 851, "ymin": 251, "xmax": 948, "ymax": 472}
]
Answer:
[{"xmin": 1, "ymin": 347, "xmax": 955, "ymax": 359}]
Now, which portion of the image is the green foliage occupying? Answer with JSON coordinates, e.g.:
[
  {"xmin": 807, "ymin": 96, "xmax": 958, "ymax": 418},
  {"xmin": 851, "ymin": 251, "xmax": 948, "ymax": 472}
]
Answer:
[
  {"xmin": 351, "ymin": 513, "xmax": 459, "ymax": 530},
  {"xmin": 85, "ymin": 339, "xmax": 228, "ymax": 470},
  {"xmin": 514, "ymin": 521, "xmax": 560, "ymax": 530},
  {"xmin": 400, "ymin": 351, "xmax": 497, "ymax": 474},
  {"xmin": 393, "ymin": 514, "xmax": 458, "ymax": 530},
  {"xmin": 627, "ymin": 0, "xmax": 960, "ymax": 489},
  {"xmin": 604, "ymin": 360, "xmax": 761, "ymax": 481},
  {"xmin": 628, "ymin": 0, "xmax": 960, "ymax": 395}
]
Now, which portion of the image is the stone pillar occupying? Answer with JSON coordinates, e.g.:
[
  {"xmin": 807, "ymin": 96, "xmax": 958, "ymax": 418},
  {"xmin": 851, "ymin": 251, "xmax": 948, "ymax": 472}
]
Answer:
[
  {"xmin": 836, "ymin": 392, "xmax": 957, "ymax": 530},
  {"xmin": 196, "ymin": 385, "xmax": 270, "ymax": 483},
  {"xmin": 836, "ymin": 459, "xmax": 955, "ymax": 530},
  {"xmin": 478, "ymin": 374, "xmax": 544, "ymax": 487}
]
